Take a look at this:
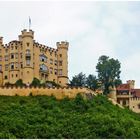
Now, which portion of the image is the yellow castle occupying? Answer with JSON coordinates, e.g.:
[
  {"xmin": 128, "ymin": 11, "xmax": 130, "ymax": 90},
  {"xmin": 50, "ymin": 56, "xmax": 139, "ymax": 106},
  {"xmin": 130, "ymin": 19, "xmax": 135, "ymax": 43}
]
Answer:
[{"xmin": 0, "ymin": 29, "xmax": 68, "ymax": 86}]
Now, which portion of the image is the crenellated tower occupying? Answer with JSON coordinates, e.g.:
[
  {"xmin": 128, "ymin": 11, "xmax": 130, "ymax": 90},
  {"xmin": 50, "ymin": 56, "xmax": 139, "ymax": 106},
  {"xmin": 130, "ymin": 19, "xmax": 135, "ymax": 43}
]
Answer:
[
  {"xmin": 57, "ymin": 41, "xmax": 69, "ymax": 86},
  {"xmin": 0, "ymin": 37, "xmax": 3, "ymax": 86},
  {"xmin": 19, "ymin": 29, "xmax": 34, "ymax": 84}
]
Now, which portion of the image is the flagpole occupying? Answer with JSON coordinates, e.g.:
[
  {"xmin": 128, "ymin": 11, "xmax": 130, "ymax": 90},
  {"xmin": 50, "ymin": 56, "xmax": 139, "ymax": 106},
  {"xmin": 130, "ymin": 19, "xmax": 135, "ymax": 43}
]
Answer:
[{"xmin": 29, "ymin": 16, "xmax": 31, "ymax": 31}]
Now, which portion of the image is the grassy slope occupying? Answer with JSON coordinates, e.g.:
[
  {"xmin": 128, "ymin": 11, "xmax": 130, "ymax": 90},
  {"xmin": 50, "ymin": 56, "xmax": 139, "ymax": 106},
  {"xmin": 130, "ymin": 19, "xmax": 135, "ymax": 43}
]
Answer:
[{"xmin": 0, "ymin": 95, "xmax": 140, "ymax": 138}]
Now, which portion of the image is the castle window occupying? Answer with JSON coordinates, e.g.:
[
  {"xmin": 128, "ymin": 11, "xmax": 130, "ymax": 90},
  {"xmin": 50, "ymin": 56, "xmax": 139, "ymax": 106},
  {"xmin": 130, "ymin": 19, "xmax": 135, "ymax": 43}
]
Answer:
[
  {"xmin": 54, "ymin": 69, "xmax": 57, "ymax": 75},
  {"xmin": 11, "ymin": 63, "xmax": 14, "ymax": 70},
  {"xmin": 60, "ymin": 54, "xmax": 62, "ymax": 57},
  {"xmin": 59, "ymin": 61, "xmax": 62, "ymax": 66},
  {"xmin": 15, "ymin": 46, "xmax": 18, "ymax": 50},
  {"xmin": 0, "ymin": 56, "xmax": 2, "ymax": 61},
  {"xmin": 11, "ymin": 54, "xmax": 14, "ymax": 59},
  {"xmin": 5, "ymin": 55, "xmax": 8, "ymax": 61},
  {"xmin": 50, "ymin": 67, "xmax": 53, "ymax": 74},
  {"xmin": 59, "ymin": 81, "xmax": 61, "ymax": 84},
  {"xmin": 54, "ymin": 60, "xmax": 57, "ymax": 66},
  {"xmin": 11, "ymin": 74, "xmax": 13, "ymax": 78},
  {"xmin": 0, "ymin": 49, "xmax": 1, "ymax": 53},
  {"xmin": 59, "ymin": 69, "xmax": 62, "ymax": 76},
  {"xmin": 26, "ymin": 49, "xmax": 30, "ymax": 54},
  {"xmin": 5, "ymin": 64, "xmax": 8, "ymax": 71},
  {"xmin": 40, "ymin": 54, "xmax": 47, "ymax": 62},
  {"xmin": 21, "ymin": 63, "xmax": 23, "ymax": 68},
  {"xmin": 27, "ymin": 42, "xmax": 30, "ymax": 47},
  {"xmin": 0, "ymin": 65, "xmax": 2, "ymax": 71},
  {"xmin": 138, "ymin": 104, "xmax": 140, "ymax": 109},
  {"xmin": 5, "ymin": 75, "xmax": 7, "ymax": 79},
  {"xmin": 122, "ymin": 100, "xmax": 126, "ymax": 106},
  {"xmin": 40, "ymin": 64, "xmax": 48, "ymax": 71},
  {"xmin": 50, "ymin": 59, "xmax": 53, "ymax": 65},
  {"xmin": 16, "ymin": 74, "xmax": 18, "ymax": 77},
  {"xmin": 15, "ymin": 63, "xmax": 18, "ymax": 69},
  {"xmin": 26, "ymin": 59, "xmax": 30, "ymax": 66}
]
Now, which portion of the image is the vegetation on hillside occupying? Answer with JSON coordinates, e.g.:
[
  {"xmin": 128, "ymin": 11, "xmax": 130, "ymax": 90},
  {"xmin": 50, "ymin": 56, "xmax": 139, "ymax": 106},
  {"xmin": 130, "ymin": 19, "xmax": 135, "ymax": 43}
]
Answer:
[{"xmin": 0, "ymin": 95, "xmax": 140, "ymax": 139}]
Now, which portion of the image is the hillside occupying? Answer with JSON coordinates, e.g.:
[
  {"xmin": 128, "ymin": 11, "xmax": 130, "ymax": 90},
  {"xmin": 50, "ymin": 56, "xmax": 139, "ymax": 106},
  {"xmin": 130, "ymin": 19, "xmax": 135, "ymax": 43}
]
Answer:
[{"xmin": 0, "ymin": 95, "xmax": 140, "ymax": 138}]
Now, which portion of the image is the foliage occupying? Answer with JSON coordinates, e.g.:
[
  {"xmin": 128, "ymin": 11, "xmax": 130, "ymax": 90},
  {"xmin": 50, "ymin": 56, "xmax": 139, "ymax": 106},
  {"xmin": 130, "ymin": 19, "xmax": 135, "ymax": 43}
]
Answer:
[
  {"xmin": 96, "ymin": 55, "xmax": 121, "ymax": 94},
  {"xmin": 15, "ymin": 79, "xmax": 26, "ymax": 87},
  {"xmin": 31, "ymin": 78, "xmax": 41, "ymax": 87},
  {"xmin": 70, "ymin": 72, "xmax": 86, "ymax": 87},
  {"xmin": 0, "ymin": 95, "xmax": 140, "ymax": 138},
  {"xmin": 86, "ymin": 74, "xmax": 99, "ymax": 91}
]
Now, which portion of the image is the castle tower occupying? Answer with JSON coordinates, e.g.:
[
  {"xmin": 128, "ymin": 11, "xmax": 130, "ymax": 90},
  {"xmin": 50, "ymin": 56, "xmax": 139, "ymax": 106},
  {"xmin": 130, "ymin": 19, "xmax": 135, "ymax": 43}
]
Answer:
[
  {"xmin": 19, "ymin": 29, "xmax": 34, "ymax": 84},
  {"xmin": 0, "ymin": 37, "xmax": 3, "ymax": 44},
  {"xmin": 108, "ymin": 86, "xmax": 117, "ymax": 101},
  {"xmin": 57, "ymin": 41, "xmax": 69, "ymax": 86},
  {"xmin": 127, "ymin": 80, "xmax": 135, "ymax": 89},
  {"xmin": 0, "ymin": 37, "xmax": 3, "ymax": 86}
]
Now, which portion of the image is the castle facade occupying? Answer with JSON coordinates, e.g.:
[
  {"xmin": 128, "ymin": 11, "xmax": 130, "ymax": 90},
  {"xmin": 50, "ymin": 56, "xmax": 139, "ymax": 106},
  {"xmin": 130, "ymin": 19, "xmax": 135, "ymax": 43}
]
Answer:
[
  {"xmin": 109, "ymin": 80, "xmax": 140, "ymax": 113},
  {"xmin": 0, "ymin": 29, "xmax": 68, "ymax": 86}
]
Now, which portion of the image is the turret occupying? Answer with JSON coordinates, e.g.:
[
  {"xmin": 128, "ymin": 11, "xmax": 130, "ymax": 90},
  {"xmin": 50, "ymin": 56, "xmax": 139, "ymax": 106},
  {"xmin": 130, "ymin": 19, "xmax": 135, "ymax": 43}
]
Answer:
[
  {"xmin": 108, "ymin": 86, "xmax": 117, "ymax": 101},
  {"xmin": 57, "ymin": 41, "xmax": 69, "ymax": 86},
  {"xmin": 127, "ymin": 80, "xmax": 135, "ymax": 89},
  {"xmin": 19, "ymin": 29, "xmax": 34, "ymax": 84},
  {"xmin": 0, "ymin": 37, "xmax": 3, "ymax": 44}
]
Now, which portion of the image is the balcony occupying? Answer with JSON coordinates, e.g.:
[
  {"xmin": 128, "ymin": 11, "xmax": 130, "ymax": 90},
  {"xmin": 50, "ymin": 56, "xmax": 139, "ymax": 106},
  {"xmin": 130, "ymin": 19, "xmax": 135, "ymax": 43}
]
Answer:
[
  {"xmin": 26, "ymin": 53, "xmax": 31, "ymax": 59},
  {"xmin": 39, "ymin": 69, "xmax": 49, "ymax": 75}
]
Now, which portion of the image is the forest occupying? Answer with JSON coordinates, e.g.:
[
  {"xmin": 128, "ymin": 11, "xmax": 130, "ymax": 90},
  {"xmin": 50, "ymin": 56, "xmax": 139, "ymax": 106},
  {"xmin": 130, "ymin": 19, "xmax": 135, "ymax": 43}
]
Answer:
[{"xmin": 0, "ymin": 94, "xmax": 140, "ymax": 139}]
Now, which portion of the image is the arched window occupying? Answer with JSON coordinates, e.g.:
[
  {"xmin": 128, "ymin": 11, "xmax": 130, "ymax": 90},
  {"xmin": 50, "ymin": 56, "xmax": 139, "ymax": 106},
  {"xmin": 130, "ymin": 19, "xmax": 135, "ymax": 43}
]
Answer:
[
  {"xmin": 26, "ymin": 49, "xmax": 30, "ymax": 54},
  {"xmin": 40, "ymin": 54, "xmax": 47, "ymax": 62},
  {"xmin": 40, "ymin": 64, "xmax": 48, "ymax": 71}
]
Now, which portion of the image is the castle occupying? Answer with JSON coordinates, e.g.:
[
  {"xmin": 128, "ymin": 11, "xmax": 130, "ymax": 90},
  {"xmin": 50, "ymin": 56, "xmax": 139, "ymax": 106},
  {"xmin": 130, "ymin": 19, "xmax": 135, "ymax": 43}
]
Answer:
[
  {"xmin": 109, "ymin": 80, "xmax": 140, "ymax": 113},
  {"xmin": 0, "ymin": 29, "xmax": 68, "ymax": 86}
]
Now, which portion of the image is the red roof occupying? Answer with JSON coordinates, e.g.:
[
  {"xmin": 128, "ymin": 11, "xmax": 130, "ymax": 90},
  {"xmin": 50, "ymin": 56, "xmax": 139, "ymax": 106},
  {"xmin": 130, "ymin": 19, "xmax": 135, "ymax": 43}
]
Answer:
[
  {"xmin": 117, "ymin": 84, "xmax": 130, "ymax": 90},
  {"xmin": 131, "ymin": 89, "xmax": 140, "ymax": 97}
]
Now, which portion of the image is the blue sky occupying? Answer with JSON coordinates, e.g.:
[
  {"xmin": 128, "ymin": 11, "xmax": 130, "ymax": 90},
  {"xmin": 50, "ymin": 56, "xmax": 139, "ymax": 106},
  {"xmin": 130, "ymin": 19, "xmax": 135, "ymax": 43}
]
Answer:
[{"xmin": 0, "ymin": 1, "xmax": 140, "ymax": 87}]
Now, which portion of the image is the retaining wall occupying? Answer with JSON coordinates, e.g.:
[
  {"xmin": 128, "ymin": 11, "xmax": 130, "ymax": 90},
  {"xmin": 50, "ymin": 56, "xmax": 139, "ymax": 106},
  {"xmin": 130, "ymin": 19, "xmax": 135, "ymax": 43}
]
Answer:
[{"xmin": 0, "ymin": 86, "xmax": 95, "ymax": 100}]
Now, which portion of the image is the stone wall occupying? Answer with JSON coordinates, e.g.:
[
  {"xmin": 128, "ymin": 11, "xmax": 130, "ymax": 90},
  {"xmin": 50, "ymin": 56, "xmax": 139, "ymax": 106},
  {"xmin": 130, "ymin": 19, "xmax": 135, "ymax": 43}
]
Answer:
[
  {"xmin": 129, "ymin": 97, "xmax": 140, "ymax": 113},
  {"xmin": 0, "ymin": 87, "xmax": 95, "ymax": 100}
]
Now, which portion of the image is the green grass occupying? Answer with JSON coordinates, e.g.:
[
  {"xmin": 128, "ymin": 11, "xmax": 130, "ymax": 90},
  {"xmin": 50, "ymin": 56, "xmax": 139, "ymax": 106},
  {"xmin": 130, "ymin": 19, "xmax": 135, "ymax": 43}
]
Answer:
[{"xmin": 0, "ymin": 94, "xmax": 140, "ymax": 138}]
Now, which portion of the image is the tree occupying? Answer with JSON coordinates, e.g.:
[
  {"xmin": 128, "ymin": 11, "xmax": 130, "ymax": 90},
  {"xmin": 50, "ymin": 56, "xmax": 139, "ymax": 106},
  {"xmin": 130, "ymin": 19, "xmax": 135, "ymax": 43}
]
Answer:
[
  {"xmin": 86, "ymin": 74, "xmax": 99, "ymax": 91},
  {"xmin": 15, "ymin": 79, "xmax": 25, "ymax": 87},
  {"xmin": 31, "ymin": 78, "xmax": 41, "ymax": 87},
  {"xmin": 96, "ymin": 55, "xmax": 121, "ymax": 94},
  {"xmin": 114, "ymin": 79, "xmax": 122, "ymax": 87},
  {"xmin": 70, "ymin": 72, "xmax": 86, "ymax": 87}
]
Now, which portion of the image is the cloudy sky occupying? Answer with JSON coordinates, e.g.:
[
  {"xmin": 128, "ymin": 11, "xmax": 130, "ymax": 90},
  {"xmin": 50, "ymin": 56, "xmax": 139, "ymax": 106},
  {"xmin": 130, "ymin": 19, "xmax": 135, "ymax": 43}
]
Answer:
[{"xmin": 0, "ymin": 1, "xmax": 140, "ymax": 87}]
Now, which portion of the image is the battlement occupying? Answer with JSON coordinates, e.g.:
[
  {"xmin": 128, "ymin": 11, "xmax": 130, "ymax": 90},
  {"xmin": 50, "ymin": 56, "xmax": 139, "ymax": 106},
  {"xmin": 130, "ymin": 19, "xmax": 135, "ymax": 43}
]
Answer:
[
  {"xmin": 21, "ymin": 29, "xmax": 34, "ymax": 38},
  {"xmin": 127, "ymin": 80, "xmax": 135, "ymax": 89},
  {"xmin": 34, "ymin": 42, "xmax": 57, "ymax": 53},
  {"xmin": 130, "ymin": 97, "xmax": 140, "ymax": 101},
  {"xmin": 0, "ymin": 86, "xmax": 95, "ymax": 99},
  {"xmin": 0, "ymin": 37, "xmax": 3, "ymax": 44},
  {"xmin": 56, "ymin": 41, "xmax": 69, "ymax": 50}
]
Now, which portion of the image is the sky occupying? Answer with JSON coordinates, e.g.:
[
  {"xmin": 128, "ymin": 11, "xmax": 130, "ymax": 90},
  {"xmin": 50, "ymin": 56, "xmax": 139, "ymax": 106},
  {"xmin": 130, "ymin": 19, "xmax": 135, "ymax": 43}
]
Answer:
[{"xmin": 0, "ymin": 1, "xmax": 140, "ymax": 87}]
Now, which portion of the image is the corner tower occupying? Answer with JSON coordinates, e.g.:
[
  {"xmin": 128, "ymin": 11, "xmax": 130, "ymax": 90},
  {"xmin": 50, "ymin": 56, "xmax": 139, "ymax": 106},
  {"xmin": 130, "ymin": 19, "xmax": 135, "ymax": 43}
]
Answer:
[
  {"xmin": 19, "ymin": 29, "xmax": 34, "ymax": 84},
  {"xmin": 0, "ymin": 37, "xmax": 3, "ymax": 86},
  {"xmin": 57, "ymin": 41, "xmax": 69, "ymax": 86}
]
